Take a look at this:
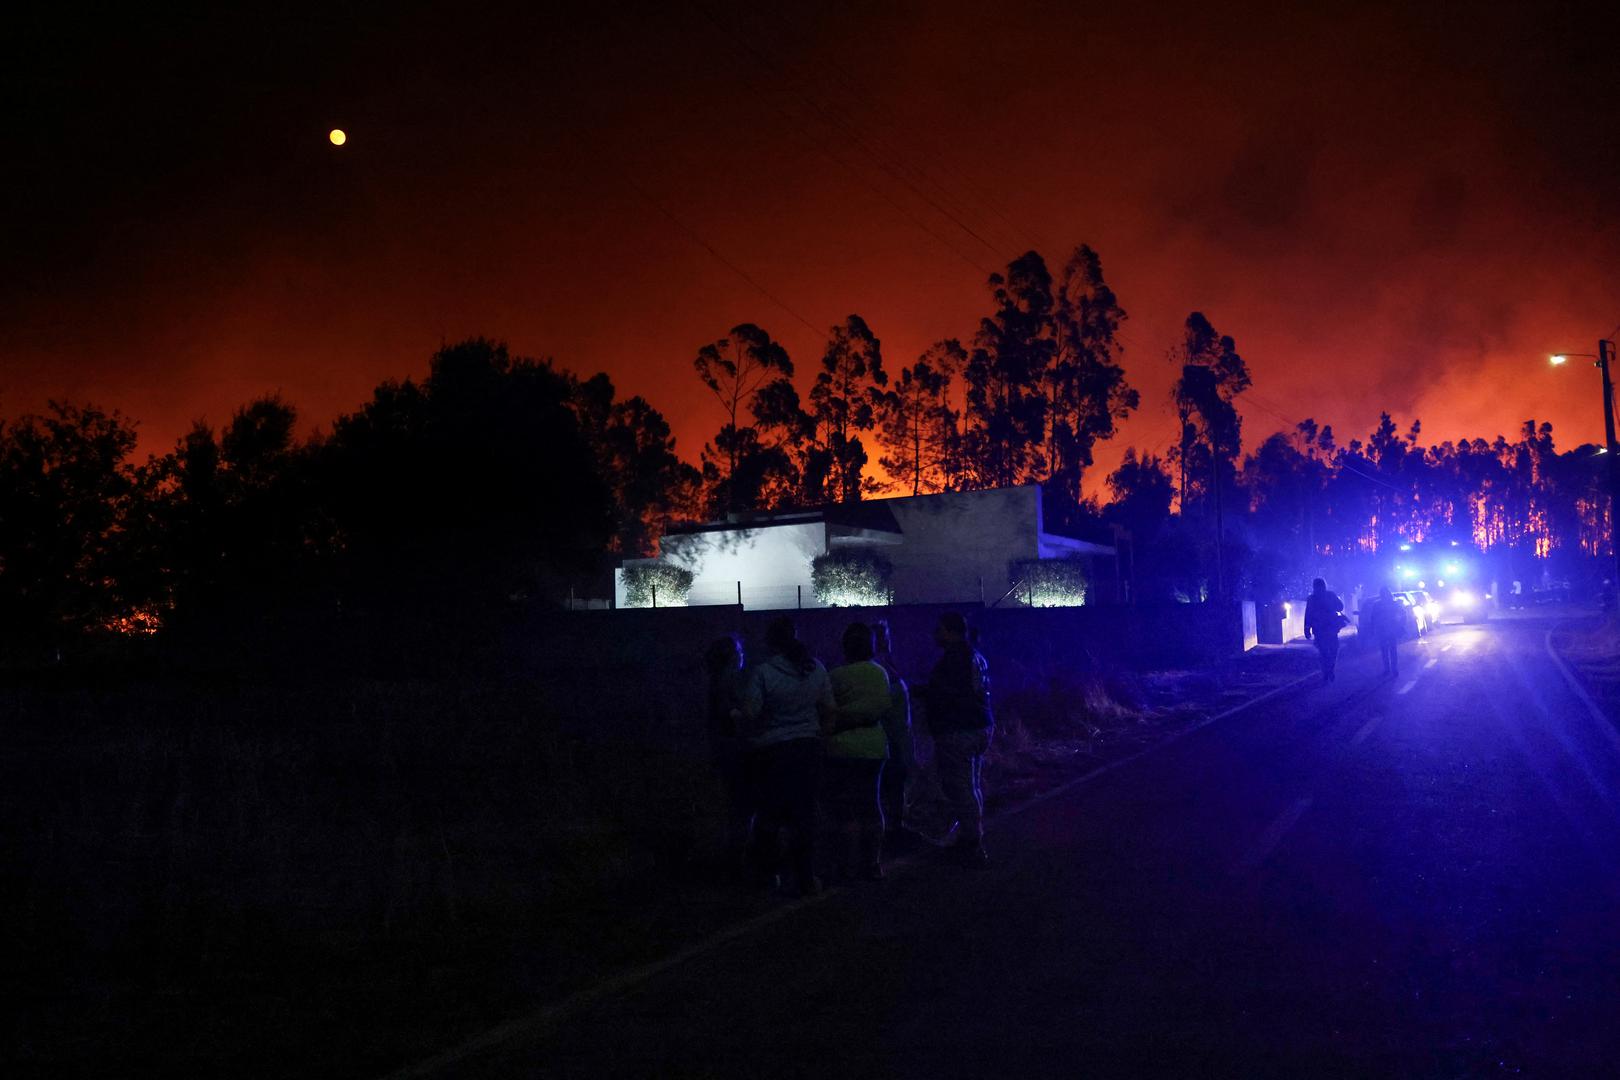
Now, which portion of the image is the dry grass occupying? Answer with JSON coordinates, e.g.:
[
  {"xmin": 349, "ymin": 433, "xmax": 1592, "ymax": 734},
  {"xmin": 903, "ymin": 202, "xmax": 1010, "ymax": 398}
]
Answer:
[{"xmin": 1554, "ymin": 616, "xmax": 1620, "ymax": 711}]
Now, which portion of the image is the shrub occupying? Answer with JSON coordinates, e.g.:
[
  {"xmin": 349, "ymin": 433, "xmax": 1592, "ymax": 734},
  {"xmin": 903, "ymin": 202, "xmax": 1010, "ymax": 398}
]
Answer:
[
  {"xmin": 811, "ymin": 550, "xmax": 893, "ymax": 607},
  {"xmin": 621, "ymin": 563, "xmax": 693, "ymax": 608},
  {"xmin": 1009, "ymin": 557, "xmax": 1088, "ymax": 607}
]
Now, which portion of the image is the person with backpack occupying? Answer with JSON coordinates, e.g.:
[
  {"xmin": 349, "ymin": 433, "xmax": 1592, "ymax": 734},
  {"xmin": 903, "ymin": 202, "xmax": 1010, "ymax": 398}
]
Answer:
[
  {"xmin": 822, "ymin": 622, "xmax": 891, "ymax": 881},
  {"xmin": 921, "ymin": 612, "xmax": 993, "ymax": 865},
  {"xmin": 1304, "ymin": 577, "xmax": 1347, "ymax": 684},
  {"xmin": 739, "ymin": 616, "xmax": 834, "ymax": 897}
]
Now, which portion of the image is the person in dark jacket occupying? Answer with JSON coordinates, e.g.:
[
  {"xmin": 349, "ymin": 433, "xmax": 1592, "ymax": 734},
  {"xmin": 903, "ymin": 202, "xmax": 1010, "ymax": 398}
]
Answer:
[
  {"xmin": 1364, "ymin": 586, "xmax": 1404, "ymax": 677},
  {"xmin": 1303, "ymin": 577, "xmax": 1347, "ymax": 683},
  {"xmin": 922, "ymin": 612, "xmax": 993, "ymax": 864},
  {"xmin": 704, "ymin": 634, "xmax": 751, "ymax": 877}
]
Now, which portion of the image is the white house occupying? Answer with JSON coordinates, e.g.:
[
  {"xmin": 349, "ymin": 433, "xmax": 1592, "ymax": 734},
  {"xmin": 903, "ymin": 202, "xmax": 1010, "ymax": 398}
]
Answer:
[{"xmin": 615, "ymin": 484, "xmax": 1117, "ymax": 609}]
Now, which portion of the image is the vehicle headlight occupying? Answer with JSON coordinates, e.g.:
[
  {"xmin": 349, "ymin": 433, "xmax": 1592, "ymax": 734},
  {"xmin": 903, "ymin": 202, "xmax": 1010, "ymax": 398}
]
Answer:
[
  {"xmin": 1426, "ymin": 601, "xmax": 1441, "ymax": 619},
  {"xmin": 1453, "ymin": 590, "xmax": 1474, "ymax": 606}
]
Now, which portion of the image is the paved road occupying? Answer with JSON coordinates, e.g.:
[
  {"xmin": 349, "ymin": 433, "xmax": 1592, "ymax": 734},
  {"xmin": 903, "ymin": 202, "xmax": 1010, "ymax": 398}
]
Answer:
[{"xmin": 434, "ymin": 614, "xmax": 1620, "ymax": 1078}]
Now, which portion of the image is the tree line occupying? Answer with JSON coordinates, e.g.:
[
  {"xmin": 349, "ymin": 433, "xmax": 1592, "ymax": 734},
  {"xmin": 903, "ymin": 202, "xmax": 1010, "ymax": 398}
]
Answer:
[
  {"xmin": 694, "ymin": 246, "xmax": 1136, "ymax": 529},
  {"xmin": 0, "ymin": 243, "xmax": 1608, "ymax": 652}
]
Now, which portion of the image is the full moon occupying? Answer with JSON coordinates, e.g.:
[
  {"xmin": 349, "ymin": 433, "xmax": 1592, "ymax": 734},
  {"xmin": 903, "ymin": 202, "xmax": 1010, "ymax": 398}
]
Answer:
[{"xmin": 328, "ymin": 129, "xmax": 346, "ymax": 146}]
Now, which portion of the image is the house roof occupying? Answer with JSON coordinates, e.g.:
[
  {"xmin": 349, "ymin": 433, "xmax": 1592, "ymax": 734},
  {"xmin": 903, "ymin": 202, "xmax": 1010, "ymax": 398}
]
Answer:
[
  {"xmin": 1040, "ymin": 532, "xmax": 1118, "ymax": 557},
  {"xmin": 663, "ymin": 499, "xmax": 902, "ymax": 538}
]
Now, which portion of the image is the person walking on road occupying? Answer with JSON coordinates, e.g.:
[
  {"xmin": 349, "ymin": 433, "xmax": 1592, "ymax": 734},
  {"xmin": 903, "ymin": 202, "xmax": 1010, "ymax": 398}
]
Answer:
[
  {"xmin": 1304, "ymin": 577, "xmax": 1347, "ymax": 684},
  {"xmin": 740, "ymin": 616, "xmax": 834, "ymax": 897},
  {"xmin": 823, "ymin": 622, "xmax": 891, "ymax": 881},
  {"xmin": 922, "ymin": 612, "xmax": 993, "ymax": 865},
  {"xmin": 1364, "ymin": 586, "xmax": 1404, "ymax": 677}
]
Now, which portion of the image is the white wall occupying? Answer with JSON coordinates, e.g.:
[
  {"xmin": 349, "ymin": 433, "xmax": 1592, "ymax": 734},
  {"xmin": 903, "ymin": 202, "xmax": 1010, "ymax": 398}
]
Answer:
[{"xmin": 660, "ymin": 520, "xmax": 829, "ymax": 609}]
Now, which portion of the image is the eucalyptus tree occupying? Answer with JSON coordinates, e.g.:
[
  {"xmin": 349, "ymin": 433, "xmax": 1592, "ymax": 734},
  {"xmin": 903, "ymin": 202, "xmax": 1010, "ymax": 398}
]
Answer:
[
  {"xmin": 809, "ymin": 314, "xmax": 887, "ymax": 503},
  {"xmin": 692, "ymin": 323, "xmax": 797, "ymax": 512},
  {"xmin": 1044, "ymin": 245, "xmax": 1138, "ymax": 514},
  {"xmin": 877, "ymin": 339, "xmax": 965, "ymax": 496}
]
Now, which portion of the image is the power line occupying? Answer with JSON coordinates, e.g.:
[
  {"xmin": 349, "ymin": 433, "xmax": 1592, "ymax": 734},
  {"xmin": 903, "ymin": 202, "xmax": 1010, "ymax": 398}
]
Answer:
[
  {"xmin": 689, "ymin": 2, "xmax": 1014, "ymax": 265},
  {"xmin": 620, "ymin": 173, "xmax": 828, "ymax": 341},
  {"xmin": 578, "ymin": 5, "xmax": 836, "ymax": 343},
  {"xmin": 789, "ymin": 89, "xmax": 1009, "ymax": 261},
  {"xmin": 660, "ymin": 3, "xmax": 1001, "ymax": 278},
  {"xmin": 755, "ymin": 6, "xmax": 1063, "ymax": 257},
  {"xmin": 1241, "ymin": 388, "xmax": 1405, "ymax": 491},
  {"xmin": 695, "ymin": 41, "xmax": 998, "ymax": 275}
]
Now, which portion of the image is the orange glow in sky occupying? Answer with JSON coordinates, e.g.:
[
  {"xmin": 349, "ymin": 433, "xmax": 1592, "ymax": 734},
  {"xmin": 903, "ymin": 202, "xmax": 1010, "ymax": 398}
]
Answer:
[{"xmin": 3, "ymin": 4, "xmax": 1617, "ymax": 498}]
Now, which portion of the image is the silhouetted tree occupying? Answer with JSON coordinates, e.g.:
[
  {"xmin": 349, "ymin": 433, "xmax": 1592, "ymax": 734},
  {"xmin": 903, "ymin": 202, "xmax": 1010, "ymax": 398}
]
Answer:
[
  {"xmin": 877, "ymin": 339, "xmax": 965, "ymax": 495},
  {"xmin": 1168, "ymin": 313, "xmax": 1250, "ymax": 599},
  {"xmin": 1104, "ymin": 449, "xmax": 1196, "ymax": 603},
  {"xmin": 1238, "ymin": 426, "xmax": 1335, "ymax": 602},
  {"xmin": 155, "ymin": 395, "xmax": 326, "ymax": 623},
  {"xmin": 964, "ymin": 251, "xmax": 1055, "ymax": 488},
  {"xmin": 1243, "ymin": 429, "xmax": 1323, "ymax": 557},
  {"xmin": 1044, "ymin": 245, "xmax": 1138, "ymax": 520},
  {"xmin": 751, "ymin": 376, "xmax": 819, "ymax": 508},
  {"xmin": 808, "ymin": 315, "xmax": 887, "ymax": 503},
  {"xmin": 569, "ymin": 373, "xmax": 702, "ymax": 555},
  {"xmin": 323, "ymin": 338, "xmax": 613, "ymax": 612},
  {"xmin": 0, "ymin": 402, "xmax": 154, "ymax": 647},
  {"xmin": 1106, "ymin": 450, "xmax": 1173, "ymax": 542},
  {"xmin": 693, "ymin": 324, "xmax": 797, "ymax": 512},
  {"xmin": 1170, "ymin": 311, "xmax": 1250, "ymax": 512}
]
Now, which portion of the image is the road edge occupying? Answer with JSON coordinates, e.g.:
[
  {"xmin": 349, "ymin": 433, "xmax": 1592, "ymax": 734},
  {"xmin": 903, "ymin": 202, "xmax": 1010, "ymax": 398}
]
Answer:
[
  {"xmin": 1544, "ymin": 625, "xmax": 1620, "ymax": 750},
  {"xmin": 995, "ymin": 667, "xmax": 1319, "ymax": 822}
]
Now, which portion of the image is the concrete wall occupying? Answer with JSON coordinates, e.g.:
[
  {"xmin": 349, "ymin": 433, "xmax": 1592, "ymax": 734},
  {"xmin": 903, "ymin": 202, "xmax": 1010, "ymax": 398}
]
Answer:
[
  {"xmin": 883, "ymin": 486, "xmax": 1043, "ymax": 605},
  {"xmin": 1256, "ymin": 600, "xmax": 1308, "ymax": 644},
  {"xmin": 1282, "ymin": 602, "xmax": 1306, "ymax": 642},
  {"xmin": 520, "ymin": 600, "xmax": 1253, "ymax": 753}
]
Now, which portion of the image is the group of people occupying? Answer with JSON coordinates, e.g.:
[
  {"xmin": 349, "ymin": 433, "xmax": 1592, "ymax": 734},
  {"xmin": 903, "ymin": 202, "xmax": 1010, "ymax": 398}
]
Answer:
[
  {"xmin": 704, "ymin": 612, "xmax": 994, "ymax": 897},
  {"xmin": 1302, "ymin": 577, "xmax": 1415, "ymax": 682}
]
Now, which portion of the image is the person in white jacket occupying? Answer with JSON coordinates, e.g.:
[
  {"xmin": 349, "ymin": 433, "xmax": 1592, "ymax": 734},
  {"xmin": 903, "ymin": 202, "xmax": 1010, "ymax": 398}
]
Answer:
[{"xmin": 740, "ymin": 616, "xmax": 834, "ymax": 896}]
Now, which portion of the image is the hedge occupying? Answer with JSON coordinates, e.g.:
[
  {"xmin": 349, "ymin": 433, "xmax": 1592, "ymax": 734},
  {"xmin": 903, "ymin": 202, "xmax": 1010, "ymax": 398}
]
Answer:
[
  {"xmin": 1008, "ymin": 557, "xmax": 1088, "ymax": 607},
  {"xmin": 811, "ymin": 550, "xmax": 893, "ymax": 607},
  {"xmin": 621, "ymin": 563, "xmax": 694, "ymax": 608}
]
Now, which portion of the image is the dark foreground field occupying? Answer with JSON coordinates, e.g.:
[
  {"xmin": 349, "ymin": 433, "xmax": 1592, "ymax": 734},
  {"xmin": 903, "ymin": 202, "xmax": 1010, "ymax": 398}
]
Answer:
[{"xmin": 2, "ymin": 611, "xmax": 1302, "ymax": 1078}]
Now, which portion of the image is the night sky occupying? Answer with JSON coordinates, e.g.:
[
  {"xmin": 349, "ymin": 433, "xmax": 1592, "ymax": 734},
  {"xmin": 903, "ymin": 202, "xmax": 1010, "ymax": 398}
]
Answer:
[{"xmin": 5, "ymin": 1, "xmax": 1619, "ymax": 490}]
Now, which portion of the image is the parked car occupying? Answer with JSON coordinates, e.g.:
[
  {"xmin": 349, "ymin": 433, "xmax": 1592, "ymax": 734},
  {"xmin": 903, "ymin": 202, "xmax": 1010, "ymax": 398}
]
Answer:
[
  {"xmin": 1438, "ymin": 585, "xmax": 1489, "ymax": 623},
  {"xmin": 1393, "ymin": 591, "xmax": 1428, "ymax": 638}
]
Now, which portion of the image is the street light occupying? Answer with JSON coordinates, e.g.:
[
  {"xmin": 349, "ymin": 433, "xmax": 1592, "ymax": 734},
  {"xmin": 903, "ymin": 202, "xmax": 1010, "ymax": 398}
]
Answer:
[{"xmin": 1550, "ymin": 339, "xmax": 1620, "ymax": 587}]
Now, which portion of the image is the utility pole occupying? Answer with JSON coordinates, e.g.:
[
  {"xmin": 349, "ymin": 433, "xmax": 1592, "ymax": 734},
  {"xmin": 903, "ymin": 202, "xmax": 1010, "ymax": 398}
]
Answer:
[
  {"xmin": 1212, "ymin": 440, "xmax": 1226, "ymax": 601},
  {"xmin": 1600, "ymin": 339, "xmax": 1620, "ymax": 588}
]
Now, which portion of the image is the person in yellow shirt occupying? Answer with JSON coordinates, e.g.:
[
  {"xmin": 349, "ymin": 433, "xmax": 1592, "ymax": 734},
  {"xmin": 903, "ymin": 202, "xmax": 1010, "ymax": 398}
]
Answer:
[{"xmin": 823, "ymin": 622, "xmax": 890, "ymax": 881}]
